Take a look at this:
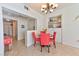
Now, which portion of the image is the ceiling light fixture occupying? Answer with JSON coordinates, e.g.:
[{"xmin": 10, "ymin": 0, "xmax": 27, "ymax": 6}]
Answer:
[{"xmin": 41, "ymin": 3, "xmax": 58, "ymax": 14}]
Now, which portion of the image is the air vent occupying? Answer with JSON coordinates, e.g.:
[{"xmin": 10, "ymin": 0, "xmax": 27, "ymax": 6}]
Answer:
[{"xmin": 24, "ymin": 5, "xmax": 29, "ymax": 10}]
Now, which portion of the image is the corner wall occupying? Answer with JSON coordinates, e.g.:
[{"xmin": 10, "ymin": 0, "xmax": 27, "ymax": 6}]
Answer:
[{"xmin": 48, "ymin": 4, "xmax": 79, "ymax": 48}]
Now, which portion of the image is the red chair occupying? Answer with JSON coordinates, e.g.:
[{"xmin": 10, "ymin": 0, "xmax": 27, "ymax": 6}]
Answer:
[
  {"xmin": 4, "ymin": 36, "xmax": 12, "ymax": 45},
  {"xmin": 40, "ymin": 32, "xmax": 51, "ymax": 53},
  {"xmin": 4, "ymin": 36, "xmax": 12, "ymax": 51},
  {"xmin": 32, "ymin": 32, "xmax": 40, "ymax": 47},
  {"xmin": 50, "ymin": 32, "xmax": 56, "ymax": 48}
]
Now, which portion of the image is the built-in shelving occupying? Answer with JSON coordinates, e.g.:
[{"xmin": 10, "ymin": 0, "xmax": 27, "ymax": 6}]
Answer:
[{"xmin": 48, "ymin": 15, "xmax": 61, "ymax": 28}]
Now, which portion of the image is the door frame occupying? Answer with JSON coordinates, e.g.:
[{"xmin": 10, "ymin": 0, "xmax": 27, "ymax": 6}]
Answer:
[{"xmin": 12, "ymin": 20, "xmax": 18, "ymax": 40}]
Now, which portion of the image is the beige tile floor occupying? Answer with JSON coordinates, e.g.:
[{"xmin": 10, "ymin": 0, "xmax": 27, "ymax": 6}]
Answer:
[{"xmin": 5, "ymin": 40, "xmax": 79, "ymax": 56}]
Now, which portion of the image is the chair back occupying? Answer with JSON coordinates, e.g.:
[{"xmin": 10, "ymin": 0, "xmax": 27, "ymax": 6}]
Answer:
[
  {"xmin": 32, "ymin": 32, "xmax": 37, "ymax": 41},
  {"xmin": 40, "ymin": 32, "xmax": 50, "ymax": 45}
]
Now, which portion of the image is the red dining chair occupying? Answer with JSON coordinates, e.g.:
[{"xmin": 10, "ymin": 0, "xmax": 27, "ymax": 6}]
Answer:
[
  {"xmin": 50, "ymin": 32, "xmax": 56, "ymax": 48},
  {"xmin": 4, "ymin": 36, "xmax": 12, "ymax": 51},
  {"xmin": 40, "ymin": 32, "xmax": 51, "ymax": 53},
  {"xmin": 32, "ymin": 32, "xmax": 40, "ymax": 47}
]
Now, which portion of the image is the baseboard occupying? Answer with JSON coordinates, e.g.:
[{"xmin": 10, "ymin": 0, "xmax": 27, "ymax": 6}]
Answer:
[{"xmin": 62, "ymin": 42, "xmax": 79, "ymax": 48}]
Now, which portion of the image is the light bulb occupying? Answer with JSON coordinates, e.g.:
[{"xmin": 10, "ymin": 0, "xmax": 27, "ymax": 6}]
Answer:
[
  {"xmin": 49, "ymin": 3, "xmax": 52, "ymax": 6},
  {"xmin": 41, "ymin": 5, "xmax": 47, "ymax": 8},
  {"xmin": 50, "ymin": 9, "xmax": 53, "ymax": 13},
  {"xmin": 49, "ymin": 3, "xmax": 54, "ymax": 6},
  {"xmin": 41, "ymin": 8, "xmax": 45, "ymax": 11},
  {"xmin": 54, "ymin": 3, "xmax": 58, "ymax": 7},
  {"xmin": 44, "ymin": 10, "xmax": 47, "ymax": 13}
]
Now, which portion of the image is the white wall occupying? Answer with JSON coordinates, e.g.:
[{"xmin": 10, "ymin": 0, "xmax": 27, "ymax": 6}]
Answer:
[
  {"xmin": 48, "ymin": 4, "xmax": 79, "ymax": 48},
  {"xmin": 17, "ymin": 17, "xmax": 28, "ymax": 40},
  {"xmin": 0, "ymin": 6, "xmax": 4, "ymax": 56}
]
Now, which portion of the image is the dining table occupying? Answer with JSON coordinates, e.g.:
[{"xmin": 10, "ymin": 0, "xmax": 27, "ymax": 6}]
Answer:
[{"xmin": 37, "ymin": 33, "xmax": 53, "ymax": 40}]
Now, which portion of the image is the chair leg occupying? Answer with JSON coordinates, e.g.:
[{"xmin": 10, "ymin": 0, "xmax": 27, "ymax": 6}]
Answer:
[
  {"xmin": 53, "ymin": 40, "xmax": 56, "ymax": 48},
  {"xmin": 54, "ymin": 43, "xmax": 56, "ymax": 48},
  {"xmin": 34, "ymin": 42, "xmax": 36, "ymax": 47},
  {"xmin": 48, "ymin": 45, "xmax": 50, "ymax": 53},
  {"xmin": 41, "ymin": 45, "xmax": 42, "ymax": 52}
]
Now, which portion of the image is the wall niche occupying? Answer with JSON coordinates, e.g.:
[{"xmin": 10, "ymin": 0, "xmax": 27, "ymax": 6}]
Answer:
[{"xmin": 48, "ymin": 15, "xmax": 61, "ymax": 28}]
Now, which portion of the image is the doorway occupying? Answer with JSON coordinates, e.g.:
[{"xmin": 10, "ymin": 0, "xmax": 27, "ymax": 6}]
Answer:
[{"xmin": 3, "ymin": 18, "xmax": 17, "ymax": 40}]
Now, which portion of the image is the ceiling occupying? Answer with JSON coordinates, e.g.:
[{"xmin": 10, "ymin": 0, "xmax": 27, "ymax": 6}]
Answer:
[
  {"xmin": 26, "ymin": 3, "xmax": 76, "ymax": 14},
  {"xmin": 2, "ymin": 7, "xmax": 35, "ymax": 20},
  {"xmin": 2, "ymin": 3, "xmax": 77, "ymax": 17}
]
